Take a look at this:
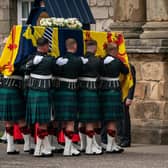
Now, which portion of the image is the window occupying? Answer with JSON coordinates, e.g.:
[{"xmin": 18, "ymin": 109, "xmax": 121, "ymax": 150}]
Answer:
[{"xmin": 17, "ymin": 0, "xmax": 34, "ymax": 25}]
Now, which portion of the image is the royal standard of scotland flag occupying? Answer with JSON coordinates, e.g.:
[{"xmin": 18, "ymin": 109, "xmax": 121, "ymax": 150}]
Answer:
[{"xmin": 0, "ymin": 25, "xmax": 133, "ymax": 100}]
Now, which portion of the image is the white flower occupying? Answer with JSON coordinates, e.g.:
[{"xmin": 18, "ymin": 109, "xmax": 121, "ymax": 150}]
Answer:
[
  {"xmin": 65, "ymin": 18, "xmax": 82, "ymax": 29},
  {"xmin": 40, "ymin": 18, "xmax": 47, "ymax": 26},
  {"xmin": 76, "ymin": 21, "xmax": 83, "ymax": 29},
  {"xmin": 40, "ymin": 17, "xmax": 82, "ymax": 29},
  {"xmin": 46, "ymin": 18, "xmax": 52, "ymax": 26},
  {"xmin": 51, "ymin": 18, "xmax": 65, "ymax": 27}
]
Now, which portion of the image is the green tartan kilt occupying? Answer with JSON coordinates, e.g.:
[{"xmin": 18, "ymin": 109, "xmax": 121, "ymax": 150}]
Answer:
[
  {"xmin": 0, "ymin": 88, "xmax": 25, "ymax": 122},
  {"xmin": 78, "ymin": 89, "xmax": 101, "ymax": 122},
  {"xmin": 26, "ymin": 89, "xmax": 52, "ymax": 124},
  {"xmin": 50, "ymin": 89, "xmax": 56, "ymax": 120},
  {"xmin": 99, "ymin": 89, "xmax": 124, "ymax": 121},
  {"xmin": 23, "ymin": 89, "xmax": 29, "ymax": 103},
  {"xmin": 53, "ymin": 89, "xmax": 77, "ymax": 121}
]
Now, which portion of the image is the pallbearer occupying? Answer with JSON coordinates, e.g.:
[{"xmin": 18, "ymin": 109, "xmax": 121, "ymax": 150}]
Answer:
[
  {"xmin": 78, "ymin": 40, "xmax": 102, "ymax": 155},
  {"xmin": 22, "ymin": 66, "xmax": 36, "ymax": 154},
  {"xmin": 23, "ymin": 38, "xmax": 55, "ymax": 157},
  {"xmin": 54, "ymin": 38, "xmax": 81, "ymax": 156},
  {"xmin": 0, "ymin": 63, "xmax": 28, "ymax": 154},
  {"xmin": 99, "ymin": 42, "xmax": 129, "ymax": 153}
]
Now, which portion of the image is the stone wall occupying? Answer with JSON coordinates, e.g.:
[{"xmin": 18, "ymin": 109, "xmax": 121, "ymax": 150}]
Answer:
[
  {"xmin": 88, "ymin": 0, "xmax": 115, "ymax": 31},
  {"xmin": 129, "ymin": 53, "xmax": 168, "ymax": 144},
  {"xmin": 0, "ymin": 0, "xmax": 17, "ymax": 54}
]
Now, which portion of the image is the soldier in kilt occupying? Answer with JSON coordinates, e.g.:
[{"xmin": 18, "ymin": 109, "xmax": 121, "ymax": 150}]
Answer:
[
  {"xmin": 99, "ymin": 42, "xmax": 129, "ymax": 153},
  {"xmin": 48, "ymin": 73, "xmax": 65, "ymax": 153},
  {"xmin": 0, "ymin": 63, "xmax": 32, "ymax": 154},
  {"xmin": 53, "ymin": 38, "xmax": 82, "ymax": 156},
  {"xmin": 23, "ymin": 38, "xmax": 56, "ymax": 157},
  {"xmin": 78, "ymin": 40, "xmax": 102, "ymax": 155},
  {"xmin": 22, "ymin": 71, "xmax": 36, "ymax": 154}
]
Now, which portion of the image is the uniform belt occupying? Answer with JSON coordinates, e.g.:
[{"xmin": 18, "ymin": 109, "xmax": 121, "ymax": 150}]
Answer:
[
  {"xmin": 4, "ymin": 75, "xmax": 23, "ymax": 81},
  {"xmin": 100, "ymin": 77, "xmax": 119, "ymax": 81},
  {"xmin": 0, "ymin": 77, "xmax": 3, "ymax": 87},
  {"xmin": 79, "ymin": 77, "xmax": 97, "ymax": 82},
  {"xmin": 3, "ymin": 78, "xmax": 23, "ymax": 89},
  {"xmin": 29, "ymin": 77, "xmax": 52, "ymax": 90},
  {"xmin": 30, "ymin": 74, "xmax": 52, "ymax": 80},
  {"xmin": 57, "ymin": 77, "xmax": 78, "ymax": 83}
]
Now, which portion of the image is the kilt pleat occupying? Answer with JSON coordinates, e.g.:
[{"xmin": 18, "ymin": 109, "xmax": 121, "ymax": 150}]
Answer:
[
  {"xmin": 0, "ymin": 88, "xmax": 25, "ymax": 122},
  {"xmin": 54, "ymin": 89, "xmax": 77, "ymax": 121},
  {"xmin": 26, "ymin": 89, "xmax": 52, "ymax": 124},
  {"xmin": 78, "ymin": 89, "xmax": 101, "ymax": 122},
  {"xmin": 99, "ymin": 89, "xmax": 124, "ymax": 121}
]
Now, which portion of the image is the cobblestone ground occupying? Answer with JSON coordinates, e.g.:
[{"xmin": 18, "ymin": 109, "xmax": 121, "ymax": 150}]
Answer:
[{"xmin": 0, "ymin": 144, "xmax": 168, "ymax": 168}]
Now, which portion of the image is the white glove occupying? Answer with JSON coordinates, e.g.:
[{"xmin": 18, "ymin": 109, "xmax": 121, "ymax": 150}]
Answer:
[
  {"xmin": 33, "ymin": 55, "xmax": 43, "ymax": 65},
  {"xmin": 81, "ymin": 57, "xmax": 88, "ymax": 64},
  {"xmin": 56, "ymin": 57, "xmax": 69, "ymax": 66},
  {"xmin": 104, "ymin": 56, "xmax": 114, "ymax": 64}
]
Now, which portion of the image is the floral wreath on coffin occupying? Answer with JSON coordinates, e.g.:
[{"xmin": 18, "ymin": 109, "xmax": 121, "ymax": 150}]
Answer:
[{"xmin": 40, "ymin": 17, "xmax": 83, "ymax": 29}]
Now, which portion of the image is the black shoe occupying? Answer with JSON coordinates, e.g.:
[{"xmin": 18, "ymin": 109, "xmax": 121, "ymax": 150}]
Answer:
[
  {"xmin": 41, "ymin": 152, "xmax": 53, "ymax": 157},
  {"xmin": 71, "ymin": 153, "xmax": 81, "ymax": 157},
  {"xmin": 86, "ymin": 151, "xmax": 104, "ymax": 156},
  {"xmin": 64, "ymin": 153, "xmax": 81, "ymax": 157},
  {"xmin": 14, "ymin": 140, "xmax": 24, "ymax": 144},
  {"xmin": 113, "ymin": 148, "xmax": 124, "ymax": 153},
  {"xmin": 7, "ymin": 150, "xmax": 20, "ymax": 155},
  {"xmin": 53, "ymin": 149, "xmax": 64, "ymax": 153},
  {"xmin": 29, "ymin": 149, "xmax": 35, "ymax": 155},
  {"xmin": 120, "ymin": 142, "xmax": 131, "ymax": 148},
  {"xmin": 35, "ymin": 152, "xmax": 53, "ymax": 158},
  {"xmin": 106, "ymin": 148, "xmax": 124, "ymax": 154},
  {"xmin": 79, "ymin": 149, "xmax": 85, "ymax": 153},
  {"xmin": 0, "ymin": 139, "xmax": 7, "ymax": 144}
]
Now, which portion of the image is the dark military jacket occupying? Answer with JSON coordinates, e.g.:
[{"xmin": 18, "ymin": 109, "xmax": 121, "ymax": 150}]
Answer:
[
  {"xmin": 23, "ymin": 52, "xmax": 57, "ymax": 75},
  {"xmin": 100, "ymin": 55, "xmax": 129, "ymax": 78},
  {"xmin": 100, "ymin": 55, "xmax": 129, "ymax": 90},
  {"xmin": 127, "ymin": 64, "xmax": 136, "ymax": 100},
  {"xmin": 58, "ymin": 52, "xmax": 82, "ymax": 79},
  {"xmin": 80, "ymin": 52, "xmax": 100, "ymax": 78}
]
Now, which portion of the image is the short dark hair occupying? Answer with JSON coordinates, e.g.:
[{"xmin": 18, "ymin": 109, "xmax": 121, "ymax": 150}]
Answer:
[
  {"xmin": 37, "ymin": 38, "xmax": 49, "ymax": 47},
  {"xmin": 65, "ymin": 38, "xmax": 77, "ymax": 49},
  {"xmin": 86, "ymin": 40, "xmax": 97, "ymax": 47}
]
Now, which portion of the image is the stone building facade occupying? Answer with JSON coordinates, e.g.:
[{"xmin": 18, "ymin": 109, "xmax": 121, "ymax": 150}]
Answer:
[
  {"xmin": 0, "ymin": 0, "xmax": 168, "ymax": 144},
  {"xmin": 0, "ymin": 0, "xmax": 17, "ymax": 52}
]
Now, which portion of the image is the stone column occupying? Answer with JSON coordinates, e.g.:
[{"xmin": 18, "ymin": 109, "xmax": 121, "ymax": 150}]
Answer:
[
  {"xmin": 109, "ymin": 0, "xmax": 146, "ymax": 38},
  {"xmin": 141, "ymin": 0, "xmax": 168, "ymax": 39},
  {"xmin": 130, "ymin": 0, "xmax": 168, "ymax": 144}
]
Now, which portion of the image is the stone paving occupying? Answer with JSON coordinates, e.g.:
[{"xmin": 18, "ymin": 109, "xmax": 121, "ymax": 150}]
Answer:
[{"xmin": 0, "ymin": 144, "xmax": 168, "ymax": 168}]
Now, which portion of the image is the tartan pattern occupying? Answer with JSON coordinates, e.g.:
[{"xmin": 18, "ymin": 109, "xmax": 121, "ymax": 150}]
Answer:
[
  {"xmin": 50, "ymin": 89, "xmax": 56, "ymax": 120},
  {"xmin": 23, "ymin": 89, "xmax": 29, "ymax": 102},
  {"xmin": 0, "ymin": 88, "xmax": 25, "ymax": 122},
  {"xmin": 99, "ymin": 90, "xmax": 124, "ymax": 121},
  {"xmin": 26, "ymin": 89, "xmax": 52, "ymax": 124},
  {"xmin": 78, "ymin": 89, "xmax": 101, "ymax": 122},
  {"xmin": 54, "ymin": 89, "xmax": 77, "ymax": 121}
]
